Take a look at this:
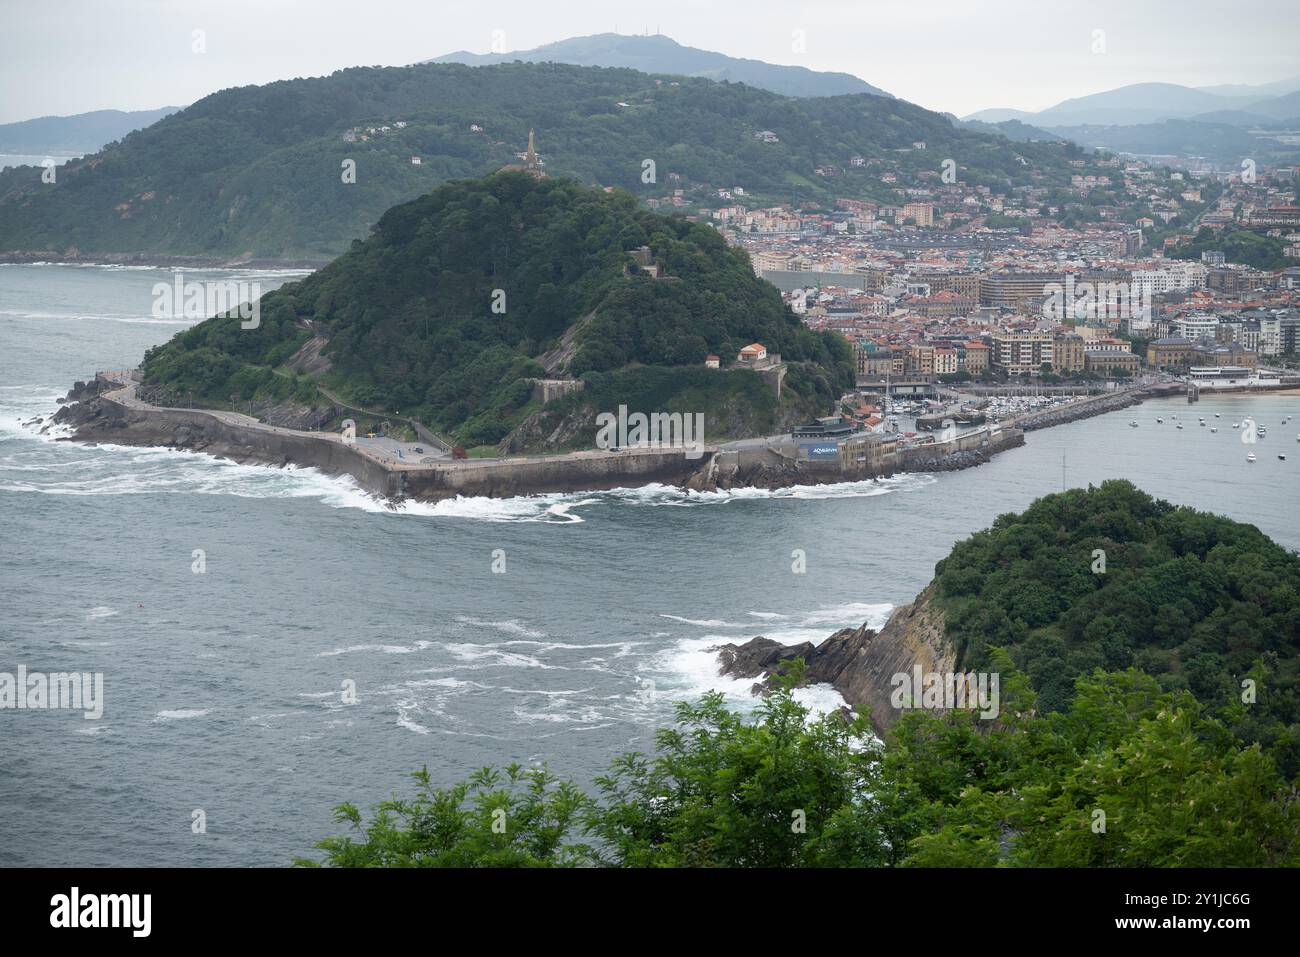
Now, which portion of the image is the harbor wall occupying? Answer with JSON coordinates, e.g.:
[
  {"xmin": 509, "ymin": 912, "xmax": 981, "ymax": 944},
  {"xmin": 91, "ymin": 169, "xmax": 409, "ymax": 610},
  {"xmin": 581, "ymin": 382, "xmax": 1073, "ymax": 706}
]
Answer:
[
  {"xmin": 71, "ymin": 388, "xmax": 1031, "ymax": 503},
  {"xmin": 95, "ymin": 393, "xmax": 398, "ymax": 496}
]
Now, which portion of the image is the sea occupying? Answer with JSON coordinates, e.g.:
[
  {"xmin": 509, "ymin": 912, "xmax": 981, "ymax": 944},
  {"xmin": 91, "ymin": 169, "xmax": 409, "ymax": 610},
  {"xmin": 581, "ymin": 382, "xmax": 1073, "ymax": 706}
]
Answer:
[{"xmin": 1, "ymin": 263, "xmax": 1298, "ymax": 866}]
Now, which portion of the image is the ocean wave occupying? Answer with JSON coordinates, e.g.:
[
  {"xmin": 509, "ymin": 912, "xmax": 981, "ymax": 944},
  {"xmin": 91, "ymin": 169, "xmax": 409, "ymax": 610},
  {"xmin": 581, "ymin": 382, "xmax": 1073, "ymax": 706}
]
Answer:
[
  {"xmin": 648, "ymin": 636, "xmax": 848, "ymax": 717},
  {"xmin": 441, "ymin": 642, "xmax": 559, "ymax": 670},
  {"xmin": 153, "ymin": 708, "xmax": 211, "ymax": 721},
  {"xmin": 454, "ymin": 616, "xmax": 547, "ymax": 639},
  {"xmin": 316, "ymin": 641, "xmax": 433, "ymax": 657},
  {"xmin": 658, "ymin": 613, "xmax": 749, "ymax": 628}
]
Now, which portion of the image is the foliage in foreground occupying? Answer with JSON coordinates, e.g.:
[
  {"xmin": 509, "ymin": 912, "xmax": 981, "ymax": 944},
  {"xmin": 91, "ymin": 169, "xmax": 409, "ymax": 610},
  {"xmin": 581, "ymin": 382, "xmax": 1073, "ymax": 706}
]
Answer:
[
  {"xmin": 299, "ymin": 665, "xmax": 1300, "ymax": 868},
  {"xmin": 934, "ymin": 480, "xmax": 1300, "ymax": 777}
]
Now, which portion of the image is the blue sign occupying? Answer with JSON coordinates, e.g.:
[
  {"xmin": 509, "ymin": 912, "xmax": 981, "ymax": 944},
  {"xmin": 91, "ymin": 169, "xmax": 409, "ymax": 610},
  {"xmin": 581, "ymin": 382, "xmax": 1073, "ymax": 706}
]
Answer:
[{"xmin": 800, "ymin": 443, "xmax": 839, "ymax": 460}]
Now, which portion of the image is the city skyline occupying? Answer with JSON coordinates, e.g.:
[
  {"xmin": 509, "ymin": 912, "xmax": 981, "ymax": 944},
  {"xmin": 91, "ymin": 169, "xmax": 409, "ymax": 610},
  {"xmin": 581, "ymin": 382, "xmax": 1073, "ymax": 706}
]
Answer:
[{"xmin": 1, "ymin": 0, "xmax": 1298, "ymax": 124}]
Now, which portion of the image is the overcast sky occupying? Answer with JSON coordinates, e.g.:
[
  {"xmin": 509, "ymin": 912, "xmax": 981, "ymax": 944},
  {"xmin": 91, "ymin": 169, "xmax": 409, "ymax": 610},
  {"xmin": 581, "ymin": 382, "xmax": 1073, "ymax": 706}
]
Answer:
[{"xmin": 1, "ymin": 0, "xmax": 1297, "ymax": 124}]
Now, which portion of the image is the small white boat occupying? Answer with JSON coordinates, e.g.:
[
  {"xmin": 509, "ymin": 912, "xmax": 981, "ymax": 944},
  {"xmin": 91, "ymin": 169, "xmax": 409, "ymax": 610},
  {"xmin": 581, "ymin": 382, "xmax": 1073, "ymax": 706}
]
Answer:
[
  {"xmin": 1129, "ymin": 420, "xmax": 1139, "ymax": 428},
  {"xmin": 1247, "ymin": 453, "xmax": 1257, "ymax": 462},
  {"xmin": 1215, "ymin": 413, "xmax": 1220, "ymax": 417},
  {"xmin": 1210, "ymin": 427, "xmax": 1218, "ymax": 433},
  {"xmin": 1199, "ymin": 421, "xmax": 1206, "ymax": 427},
  {"xmin": 1176, "ymin": 423, "xmax": 1184, "ymax": 430},
  {"xmin": 1156, "ymin": 417, "xmax": 1163, "ymax": 423},
  {"xmin": 1233, "ymin": 422, "xmax": 1240, "ymax": 428},
  {"xmin": 1279, "ymin": 454, "xmax": 1287, "ymax": 461}
]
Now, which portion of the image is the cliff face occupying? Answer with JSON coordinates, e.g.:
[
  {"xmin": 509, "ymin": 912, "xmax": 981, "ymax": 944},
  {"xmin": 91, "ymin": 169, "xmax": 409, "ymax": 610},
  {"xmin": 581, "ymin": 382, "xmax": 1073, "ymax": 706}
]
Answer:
[{"xmin": 717, "ymin": 584, "xmax": 954, "ymax": 733}]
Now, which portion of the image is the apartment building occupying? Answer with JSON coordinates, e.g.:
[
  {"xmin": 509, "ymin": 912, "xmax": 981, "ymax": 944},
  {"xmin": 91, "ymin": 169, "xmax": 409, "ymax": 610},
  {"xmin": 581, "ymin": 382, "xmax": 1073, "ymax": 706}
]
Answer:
[
  {"xmin": 981, "ymin": 272, "xmax": 1065, "ymax": 309},
  {"xmin": 992, "ymin": 331, "xmax": 1054, "ymax": 374},
  {"xmin": 908, "ymin": 344, "xmax": 936, "ymax": 376},
  {"xmin": 960, "ymin": 341, "xmax": 989, "ymax": 373},
  {"xmin": 1051, "ymin": 334, "xmax": 1086, "ymax": 374},
  {"xmin": 902, "ymin": 202, "xmax": 934, "ymax": 227},
  {"xmin": 934, "ymin": 346, "xmax": 958, "ymax": 375}
]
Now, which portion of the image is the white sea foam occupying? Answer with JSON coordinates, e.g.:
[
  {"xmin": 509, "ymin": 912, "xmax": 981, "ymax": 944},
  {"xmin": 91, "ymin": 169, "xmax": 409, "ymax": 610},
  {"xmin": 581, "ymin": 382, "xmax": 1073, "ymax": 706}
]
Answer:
[
  {"xmin": 648, "ymin": 635, "xmax": 849, "ymax": 717},
  {"xmin": 154, "ymin": 708, "xmax": 210, "ymax": 721},
  {"xmin": 454, "ymin": 616, "xmax": 547, "ymax": 639},
  {"xmin": 316, "ymin": 640, "xmax": 432, "ymax": 657},
  {"xmin": 442, "ymin": 642, "xmax": 557, "ymax": 670},
  {"xmin": 658, "ymin": 613, "xmax": 748, "ymax": 628}
]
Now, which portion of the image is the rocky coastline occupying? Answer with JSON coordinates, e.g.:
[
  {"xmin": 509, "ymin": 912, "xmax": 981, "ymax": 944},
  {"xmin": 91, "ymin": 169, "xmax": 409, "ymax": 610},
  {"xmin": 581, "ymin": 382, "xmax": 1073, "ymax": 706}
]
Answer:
[{"xmin": 715, "ymin": 584, "xmax": 954, "ymax": 733}]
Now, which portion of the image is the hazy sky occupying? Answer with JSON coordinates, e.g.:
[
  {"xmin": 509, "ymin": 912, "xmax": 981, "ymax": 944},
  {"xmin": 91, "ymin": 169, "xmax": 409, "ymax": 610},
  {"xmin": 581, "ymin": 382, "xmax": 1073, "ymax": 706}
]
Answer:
[{"xmin": 1, "ymin": 0, "xmax": 1297, "ymax": 124}]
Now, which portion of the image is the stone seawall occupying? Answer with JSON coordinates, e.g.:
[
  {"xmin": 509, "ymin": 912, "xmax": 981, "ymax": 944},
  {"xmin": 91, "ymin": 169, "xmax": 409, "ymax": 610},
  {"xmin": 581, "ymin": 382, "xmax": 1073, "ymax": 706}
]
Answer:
[
  {"xmin": 1010, "ymin": 390, "xmax": 1143, "ymax": 432},
  {"xmin": 54, "ymin": 377, "xmax": 1032, "ymax": 504},
  {"xmin": 68, "ymin": 391, "xmax": 398, "ymax": 496},
  {"xmin": 900, "ymin": 428, "xmax": 1025, "ymax": 472},
  {"xmin": 397, "ymin": 450, "xmax": 706, "ymax": 500}
]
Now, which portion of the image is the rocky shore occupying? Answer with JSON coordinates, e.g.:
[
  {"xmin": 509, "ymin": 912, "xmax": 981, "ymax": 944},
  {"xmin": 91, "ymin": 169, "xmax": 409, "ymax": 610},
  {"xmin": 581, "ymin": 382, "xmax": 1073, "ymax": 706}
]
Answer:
[{"xmin": 715, "ymin": 584, "xmax": 954, "ymax": 733}]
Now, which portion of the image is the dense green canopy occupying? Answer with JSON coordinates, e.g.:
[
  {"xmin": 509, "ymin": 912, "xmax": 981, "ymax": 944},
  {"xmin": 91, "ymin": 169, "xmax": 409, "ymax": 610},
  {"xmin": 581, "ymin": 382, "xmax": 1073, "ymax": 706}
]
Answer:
[
  {"xmin": 0, "ymin": 61, "xmax": 1096, "ymax": 259},
  {"xmin": 142, "ymin": 173, "xmax": 852, "ymax": 446}
]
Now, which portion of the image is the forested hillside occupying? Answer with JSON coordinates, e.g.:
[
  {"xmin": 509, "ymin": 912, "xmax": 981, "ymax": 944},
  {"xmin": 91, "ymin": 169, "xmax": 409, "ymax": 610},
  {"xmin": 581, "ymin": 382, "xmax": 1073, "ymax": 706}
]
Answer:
[
  {"xmin": 0, "ymin": 61, "xmax": 1094, "ymax": 259},
  {"xmin": 141, "ymin": 173, "xmax": 852, "ymax": 448},
  {"xmin": 935, "ymin": 480, "xmax": 1300, "ymax": 772}
]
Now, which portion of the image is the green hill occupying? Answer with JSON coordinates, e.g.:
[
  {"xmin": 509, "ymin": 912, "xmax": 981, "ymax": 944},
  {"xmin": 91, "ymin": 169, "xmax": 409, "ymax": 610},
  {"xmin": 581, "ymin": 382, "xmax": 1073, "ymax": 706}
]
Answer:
[
  {"xmin": 935, "ymin": 480, "xmax": 1300, "ymax": 772},
  {"xmin": 140, "ymin": 172, "xmax": 853, "ymax": 449},
  {"xmin": 0, "ymin": 61, "xmax": 1093, "ymax": 261}
]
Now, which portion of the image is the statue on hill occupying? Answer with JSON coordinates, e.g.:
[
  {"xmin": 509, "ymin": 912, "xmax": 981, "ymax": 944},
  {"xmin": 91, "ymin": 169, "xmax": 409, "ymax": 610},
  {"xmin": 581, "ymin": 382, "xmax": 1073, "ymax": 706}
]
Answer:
[{"xmin": 500, "ymin": 129, "xmax": 545, "ymax": 178}]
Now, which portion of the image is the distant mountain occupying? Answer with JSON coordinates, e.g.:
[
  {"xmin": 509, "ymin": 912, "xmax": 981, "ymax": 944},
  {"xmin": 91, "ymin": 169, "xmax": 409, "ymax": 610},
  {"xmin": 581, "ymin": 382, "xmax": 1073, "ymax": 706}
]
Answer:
[
  {"xmin": 1238, "ymin": 90, "xmax": 1300, "ymax": 121},
  {"xmin": 0, "ymin": 107, "xmax": 181, "ymax": 156},
  {"xmin": 429, "ymin": 32, "xmax": 891, "ymax": 99},
  {"xmin": 1196, "ymin": 75, "xmax": 1300, "ymax": 99},
  {"xmin": 1190, "ymin": 109, "xmax": 1281, "ymax": 128},
  {"xmin": 1035, "ymin": 83, "xmax": 1231, "ymax": 126},
  {"xmin": 1044, "ymin": 119, "xmax": 1293, "ymax": 166},
  {"xmin": 963, "ymin": 78, "xmax": 1300, "ymax": 129},
  {"xmin": 962, "ymin": 118, "xmax": 1064, "ymax": 143},
  {"xmin": 964, "ymin": 108, "xmax": 1036, "ymax": 124}
]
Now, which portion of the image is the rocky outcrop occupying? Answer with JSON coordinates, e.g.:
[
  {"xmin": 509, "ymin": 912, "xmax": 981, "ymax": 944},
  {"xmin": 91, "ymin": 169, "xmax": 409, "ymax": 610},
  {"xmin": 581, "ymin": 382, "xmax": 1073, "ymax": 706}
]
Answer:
[
  {"xmin": 284, "ymin": 337, "xmax": 333, "ymax": 376},
  {"xmin": 715, "ymin": 584, "xmax": 955, "ymax": 733}
]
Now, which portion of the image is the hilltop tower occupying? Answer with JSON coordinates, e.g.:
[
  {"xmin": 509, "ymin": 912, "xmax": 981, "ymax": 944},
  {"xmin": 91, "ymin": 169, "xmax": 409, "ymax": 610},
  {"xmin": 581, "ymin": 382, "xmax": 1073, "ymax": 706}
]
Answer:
[{"xmin": 501, "ymin": 129, "xmax": 545, "ymax": 178}]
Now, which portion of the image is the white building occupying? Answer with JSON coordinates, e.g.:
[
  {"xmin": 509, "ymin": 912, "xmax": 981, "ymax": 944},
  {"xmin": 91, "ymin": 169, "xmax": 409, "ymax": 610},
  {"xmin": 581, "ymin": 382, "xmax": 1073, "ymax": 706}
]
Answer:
[
  {"xmin": 1132, "ymin": 261, "xmax": 1207, "ymax": 298},
  {"xmin": 1173, "ymin": 314, "xmax": 1220, "ymax": 340}
]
